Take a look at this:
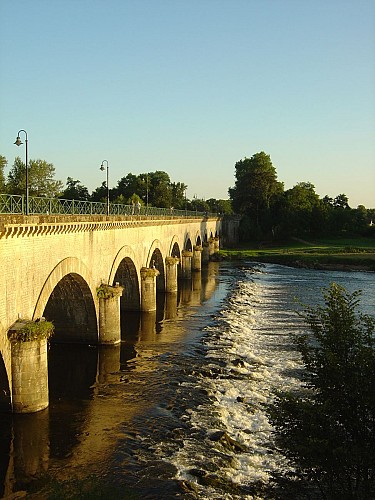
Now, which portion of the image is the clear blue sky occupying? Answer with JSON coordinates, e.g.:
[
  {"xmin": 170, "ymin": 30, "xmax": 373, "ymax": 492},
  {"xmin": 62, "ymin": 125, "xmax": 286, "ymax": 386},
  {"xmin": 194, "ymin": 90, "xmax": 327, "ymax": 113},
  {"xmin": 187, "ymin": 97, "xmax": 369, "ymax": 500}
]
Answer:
[{"xmin": 1, "ymin": 0, "xmax": 374, "ymax": 207}]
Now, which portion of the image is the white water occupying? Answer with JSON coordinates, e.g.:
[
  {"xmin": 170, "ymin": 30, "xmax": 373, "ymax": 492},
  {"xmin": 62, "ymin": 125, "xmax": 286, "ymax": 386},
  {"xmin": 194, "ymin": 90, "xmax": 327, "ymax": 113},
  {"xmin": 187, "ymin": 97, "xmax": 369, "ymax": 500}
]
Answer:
[{"xmin": 172, "ymin": 263, "xmax": 375, "ymax": 498}]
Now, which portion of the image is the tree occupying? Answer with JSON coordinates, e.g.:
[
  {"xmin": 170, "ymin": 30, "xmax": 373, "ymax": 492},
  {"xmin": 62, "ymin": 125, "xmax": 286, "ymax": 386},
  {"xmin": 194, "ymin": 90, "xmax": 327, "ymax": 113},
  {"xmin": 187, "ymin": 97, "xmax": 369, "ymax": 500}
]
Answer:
[
  {"xmin": 229, "ymin": 152, "xmax": 283, "ymax": 239},
  {"xmin": 171, "ymin": 181, "xmax": 187, "ymax": 210},
  {"xmin": 113, "ymin": 173, "xmax": 142, "ymax": 203},
  {"xmin": 268, "ymin": 284, "xmax": 375, "ymax": 498},
  {"xmin": 334, "ymin": 193, "xmax": 350, "ymax": 209},
  {"xmin": 280, "ymin": 182, "xmax": 323, "ymax": 236},
  {"xmin": 0, "ymin": 155, "xmax": 7, "ymax": 192},
  {"xmin": 90, "ymin": 181, "xmax": 108, "ymax": 203},
  {"xmin": 206, "ymin": 198, "xmax": 233, "ymax": 215},
  {"xmin": 147, "ymin": 171, "xmax": 172, "ymax": 207},
  {"xmin": 60, "ymin": 177, "xmax": 90, "ymax": 200},
  {"xmin": 7, "ymin": 157, "xmax": 63, "ymax": 197},
  {"xmin": 230, "ymin": 152, "xmax": 283, "ymax": 215}
]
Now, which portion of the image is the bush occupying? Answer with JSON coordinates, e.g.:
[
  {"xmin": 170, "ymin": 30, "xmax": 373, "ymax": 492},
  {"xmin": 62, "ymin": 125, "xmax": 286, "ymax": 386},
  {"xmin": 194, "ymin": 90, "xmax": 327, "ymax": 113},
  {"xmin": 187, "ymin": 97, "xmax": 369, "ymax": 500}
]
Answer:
[{"xmin": 268, "ymin": 284, "xmax": 375, "ymax": 499}]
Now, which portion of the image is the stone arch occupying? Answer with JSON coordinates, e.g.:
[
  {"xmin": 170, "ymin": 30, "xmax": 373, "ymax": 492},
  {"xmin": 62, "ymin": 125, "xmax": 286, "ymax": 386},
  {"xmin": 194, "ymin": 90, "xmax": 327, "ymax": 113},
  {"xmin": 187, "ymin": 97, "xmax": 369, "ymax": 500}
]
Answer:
[
  {"xmin": 34, "ymin": 258, "xmax": 97, "ymax": 344},
  {"xmin": 109, "ymin": 246, "xmax": 140, "ymax": 286},
  {"xmin": 169, "ymin": 236, "xmax": 181, "ymax": 258},
  {"xmin": 146, "ymin": 240, "xmax": 165, "ymax": 289},
  {"xmin": 43, "ymin": 273, "xmax": 98, "ymax": 344},
  {"xmin": 150, "ymin": 247, "xmax": 165, "ymax": 292},
  {"xmin": 184, "ymin": 234, "xmax": 193, "ymax": 251},
  {"xmin": 146, "ymin": 239, "xmax": 164, "ymax": 267},
  {"xmin": 33, "ymin": 257, "xmax": 96, "ymax": 320},
  {"xmin": 109, "ymin": 246, "xmax": 141, "ymax": 339},
  {"xmin": 169, "ymin": 238, "xmax": 182, "ymax": 280},
  {"xmin": 195, "ymin": 233, "xmax": 202, "ymax": 246},
  {"xmin": 112, "ymin": 257, "xmax": 140, "ymax": 312}
]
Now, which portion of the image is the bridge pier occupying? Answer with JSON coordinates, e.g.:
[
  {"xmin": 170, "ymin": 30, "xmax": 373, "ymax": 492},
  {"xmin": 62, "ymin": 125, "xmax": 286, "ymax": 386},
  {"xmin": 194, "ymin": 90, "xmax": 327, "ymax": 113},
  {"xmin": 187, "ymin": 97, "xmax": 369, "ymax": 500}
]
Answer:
[
  {"xmin": 192, "ymin": 245, "xmax": 203, "ymax": 272},
  {"xmin": 214, "ymin": 236, "xmax": 220, "ymax": 253},
  {"xmin": 97, "ymin": 283, "xmax": 124, "ymax": 344},
  {"xmin": 8, "ymin": 320, "xmax": 50, "ymax": 413},
  {"xmin": 202, "ymin": 241, "xmax": 210, "ymax": 264},
  {"xmin": 208, "ymin": 237, "xmax": 216, "ymax": 257},
  {"xmin": 165, "ymin": 256, "xmax": 180, "ymax": 292},
  {"xmin": 181, "ymin": 250, "xmax": 193, "ymax": 279},
  {"xmin": 140, "ymin": 267, "xmax": 160, "ymax": 312}
]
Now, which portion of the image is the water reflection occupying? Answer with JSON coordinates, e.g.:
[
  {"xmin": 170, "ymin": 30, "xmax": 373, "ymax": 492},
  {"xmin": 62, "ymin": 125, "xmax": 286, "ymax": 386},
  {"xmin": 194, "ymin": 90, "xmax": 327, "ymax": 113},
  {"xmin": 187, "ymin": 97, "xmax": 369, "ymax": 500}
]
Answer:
[
  {"xmin": 164, "ymin": 292, "xmax": 178, "ymax": 320},
  {"xmin": 13, "ymin": 410, "xmax": 49, "ymax": 488},
  {"xmin": 97, "ymin": 345, "xmax": 121, "ymax": 384},
  {"xmin": 0, "ymin": 263, "xmax": 222, "ymax": 496}
]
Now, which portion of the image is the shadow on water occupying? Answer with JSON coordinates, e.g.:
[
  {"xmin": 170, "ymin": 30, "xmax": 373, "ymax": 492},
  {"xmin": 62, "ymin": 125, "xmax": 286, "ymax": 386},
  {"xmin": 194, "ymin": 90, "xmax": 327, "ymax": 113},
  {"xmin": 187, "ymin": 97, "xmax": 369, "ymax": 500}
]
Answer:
[{"xmin": 0, "ymin": 263, "xmax": 223, "ymax": 497}]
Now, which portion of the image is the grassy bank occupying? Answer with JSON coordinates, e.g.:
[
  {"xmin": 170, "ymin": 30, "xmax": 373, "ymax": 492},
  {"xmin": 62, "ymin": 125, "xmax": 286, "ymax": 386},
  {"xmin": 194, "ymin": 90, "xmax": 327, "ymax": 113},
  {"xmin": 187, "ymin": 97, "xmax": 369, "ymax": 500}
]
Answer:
[{"xmin": 219, "ymin": 237, "xmax": 375, "ymax": 272}]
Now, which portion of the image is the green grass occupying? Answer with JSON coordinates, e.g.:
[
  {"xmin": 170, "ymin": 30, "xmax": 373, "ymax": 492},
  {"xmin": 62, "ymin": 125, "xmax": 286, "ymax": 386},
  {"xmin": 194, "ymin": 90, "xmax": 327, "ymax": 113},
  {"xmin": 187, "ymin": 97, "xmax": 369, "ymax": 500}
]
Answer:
[{"xmin": 219, "ymin": 237, "xmax": 375, "ymax": 271}]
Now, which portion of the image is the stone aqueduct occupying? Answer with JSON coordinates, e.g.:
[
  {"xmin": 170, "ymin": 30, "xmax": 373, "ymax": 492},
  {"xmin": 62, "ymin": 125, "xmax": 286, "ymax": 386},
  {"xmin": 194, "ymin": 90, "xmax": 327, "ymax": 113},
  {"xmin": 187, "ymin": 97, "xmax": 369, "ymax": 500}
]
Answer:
[{"xmin": 0, "ymin": 214, "xmax": 221, "ymax": 413}]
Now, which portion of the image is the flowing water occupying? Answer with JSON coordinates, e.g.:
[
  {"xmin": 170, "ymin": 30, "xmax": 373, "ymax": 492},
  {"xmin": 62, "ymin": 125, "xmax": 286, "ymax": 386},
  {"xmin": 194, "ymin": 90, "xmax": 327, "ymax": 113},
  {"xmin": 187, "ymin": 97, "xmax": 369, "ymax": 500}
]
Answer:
[{"xmin": 0, "ymin": 262, "xmax": 374, "ymax": 499}]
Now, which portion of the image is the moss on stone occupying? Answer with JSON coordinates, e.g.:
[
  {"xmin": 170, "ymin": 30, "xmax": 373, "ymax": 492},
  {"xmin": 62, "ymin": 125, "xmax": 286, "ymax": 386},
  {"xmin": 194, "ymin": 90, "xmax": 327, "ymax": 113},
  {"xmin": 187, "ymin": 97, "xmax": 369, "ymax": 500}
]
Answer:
[{"xmin": 8, "ymin": 319, "xmax": 54, "ymax": 343}]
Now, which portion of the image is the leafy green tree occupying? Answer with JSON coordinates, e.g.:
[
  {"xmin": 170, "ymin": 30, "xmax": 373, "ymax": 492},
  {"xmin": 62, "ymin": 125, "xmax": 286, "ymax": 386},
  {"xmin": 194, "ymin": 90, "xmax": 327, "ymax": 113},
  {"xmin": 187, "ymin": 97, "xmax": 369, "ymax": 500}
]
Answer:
[
  {"xmin": 229, "ymin": 152, "xmax": 283, "ymax": 239},
  {"xmin": 187, "ymin": 197, "xmax": 210, "ymax": 213},
  {"xmin": 60, "ymin": 177, "xmax": 90, "ymax": 200},
  {"xmin": 90, "ymin": 181, "xmax": 108, "ymax": 203},
  {"xmin": 206, "ymin": 198, "xmax": 233, "ymax": 214},
  {"xmin": 113, "ymin": 173, "xmax": 142, "ymax": 202},
  {"xmin": 280, "ymin": 182, "xmax": 323, "ymax": 236},
  {"xmin": 171, "ymin": 181, "xmax": 187, "ymax": 209},
  {"xmin": 334, "ymin": 193, "xmax": 350, "ymax": 209},
  {"xmin": 230, "ymin": 152, "xmax": 283, "ymax": 215},
  {"xmin": 147, "ymin": 171, "xmax": 172, "ymax": 207},
  {"xmin": 353, "ymin": 205, "xmax": 369, "ymax": 234},
  {"xmin": 0, "ymin": 155, "xmax": 7, "ymax": 192},
  {"xmin": 7, "ymin": 157, "xmax": 63, "ymax": 197},
  {"xmin": 326, "ymin": 193, "xmax": 353, "ymax": 233},
  {"xmin": 268, "ymin": 284, "xmax": 375, "ymax": 498}
]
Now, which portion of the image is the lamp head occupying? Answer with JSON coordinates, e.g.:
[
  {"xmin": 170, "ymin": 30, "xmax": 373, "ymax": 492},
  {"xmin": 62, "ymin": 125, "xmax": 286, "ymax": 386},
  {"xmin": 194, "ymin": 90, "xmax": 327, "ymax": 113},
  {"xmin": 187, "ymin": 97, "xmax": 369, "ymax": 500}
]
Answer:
[
  {"xmin": 100, "ymin": 165, "xmax": 105, "ymax": 171},
  {"xmin": 14, "ymin": 136, "xmax": 23, "ymax": 146}
]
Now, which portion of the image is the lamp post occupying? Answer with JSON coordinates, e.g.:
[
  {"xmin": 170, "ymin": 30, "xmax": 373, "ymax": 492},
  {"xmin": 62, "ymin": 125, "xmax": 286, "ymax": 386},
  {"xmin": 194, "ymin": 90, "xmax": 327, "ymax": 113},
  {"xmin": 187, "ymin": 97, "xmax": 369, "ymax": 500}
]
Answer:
[
  {"xmin": 14, "ymin": 130, "xmax": 29, "ymax": 215},
  {"xmin": 100, "ymin": 160, "xmax": 109, "ymax": 215}
]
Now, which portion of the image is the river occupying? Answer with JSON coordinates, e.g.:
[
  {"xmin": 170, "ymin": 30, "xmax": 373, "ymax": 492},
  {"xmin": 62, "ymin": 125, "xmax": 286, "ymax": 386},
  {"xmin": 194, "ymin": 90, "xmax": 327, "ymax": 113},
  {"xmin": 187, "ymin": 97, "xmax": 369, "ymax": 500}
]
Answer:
[{"xmin": 0, "ymin": 262, "xmax": 374, "ymax": 499}]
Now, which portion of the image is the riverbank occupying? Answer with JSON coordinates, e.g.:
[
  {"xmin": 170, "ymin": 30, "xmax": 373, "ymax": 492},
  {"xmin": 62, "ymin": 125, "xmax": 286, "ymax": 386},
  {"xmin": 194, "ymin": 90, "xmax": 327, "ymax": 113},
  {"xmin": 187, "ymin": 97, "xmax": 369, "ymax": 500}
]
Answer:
[{"xmin": 218, "ymin": 237, "xmax": 375, "ymax": 272}]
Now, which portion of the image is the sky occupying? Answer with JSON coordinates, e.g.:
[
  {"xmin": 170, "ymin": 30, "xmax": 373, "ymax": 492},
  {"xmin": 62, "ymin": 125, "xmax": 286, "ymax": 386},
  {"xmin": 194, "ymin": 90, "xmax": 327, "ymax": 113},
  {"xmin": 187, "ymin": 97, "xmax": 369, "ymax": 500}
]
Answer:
[{"xmin": 0, "ymin": 0, "xmax": 374, "ymax": 208}]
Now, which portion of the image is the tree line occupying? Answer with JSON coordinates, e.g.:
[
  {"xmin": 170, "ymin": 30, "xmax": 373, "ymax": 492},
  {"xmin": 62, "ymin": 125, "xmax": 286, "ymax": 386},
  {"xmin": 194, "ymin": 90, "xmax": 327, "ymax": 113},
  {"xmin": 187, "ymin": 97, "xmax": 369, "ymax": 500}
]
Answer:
[
  {"xmin": 0, "ymin": 155, "xmax": 232, "ymax": 215},
  {"xmin": 2, "ymin": 151, "xmax": 373, "ymax": 235},
  {"xmin": 229, "ymin": 151, "xmax": 375, "ymax": 240}
]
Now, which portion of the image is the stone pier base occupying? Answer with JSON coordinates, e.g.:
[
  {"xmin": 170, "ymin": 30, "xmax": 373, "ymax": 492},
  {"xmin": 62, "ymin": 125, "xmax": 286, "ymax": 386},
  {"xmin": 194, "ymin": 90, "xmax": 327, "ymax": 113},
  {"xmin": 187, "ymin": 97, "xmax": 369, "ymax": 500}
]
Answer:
[
  {"xmin": 10, "ymin": 332, "xmax": 49, "ymax": 413},
  {"xmin": 97, "ymin": 283, "xmax": 124, "ymax": 344}
]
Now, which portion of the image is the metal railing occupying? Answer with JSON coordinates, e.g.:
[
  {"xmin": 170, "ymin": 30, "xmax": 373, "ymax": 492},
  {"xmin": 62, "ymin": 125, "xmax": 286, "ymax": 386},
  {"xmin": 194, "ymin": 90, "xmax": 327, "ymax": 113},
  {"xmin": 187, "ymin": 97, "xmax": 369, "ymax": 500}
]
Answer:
[{"xmin": 0, "ymin": 194, "xmax": 215, "ymax": 218}]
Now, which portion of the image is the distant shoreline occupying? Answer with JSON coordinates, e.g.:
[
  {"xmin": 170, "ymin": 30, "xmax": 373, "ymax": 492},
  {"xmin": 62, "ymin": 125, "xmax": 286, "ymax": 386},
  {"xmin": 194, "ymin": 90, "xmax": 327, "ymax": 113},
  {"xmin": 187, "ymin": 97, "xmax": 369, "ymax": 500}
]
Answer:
[
  {"xmin": 216, "ymin": 254, "xmax": 374, "ymax": 272},
  {"xmin": 216, "ymin": 240, "xmax": 375, "ymax": 272}
]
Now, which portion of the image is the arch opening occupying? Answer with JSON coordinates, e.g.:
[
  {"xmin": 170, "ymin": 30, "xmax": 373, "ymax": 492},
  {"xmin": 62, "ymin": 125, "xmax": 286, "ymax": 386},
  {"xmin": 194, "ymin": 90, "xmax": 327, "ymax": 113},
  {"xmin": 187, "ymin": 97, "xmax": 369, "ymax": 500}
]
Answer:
[
  {"xmin": 149, "ymin": 248, "xmax": 165, "ymax": 322},
  {"xmin": 113, "ymin": 257, "xmax": 141, "ymax": 341},
  {"xmin": 43, "ymin": 273, "xmax": 97, "ymax": 344},
  {"xmin": 113, "ymin": 257, "xmax": 140, "ymax": 312},
  {"xmin": 171, "ymin": 241, "xmax": 182, "ymax": 279},
  {"xmin": 185, "ymin": 238, "xmax": 193, "ymax": 251},
  {"xmin": 0, "ymin": 354, "xmax": 11, "ymax": 412},
  {"xmin": 150, "ymin": 248, "xmax": 165, "ymax": 293}
]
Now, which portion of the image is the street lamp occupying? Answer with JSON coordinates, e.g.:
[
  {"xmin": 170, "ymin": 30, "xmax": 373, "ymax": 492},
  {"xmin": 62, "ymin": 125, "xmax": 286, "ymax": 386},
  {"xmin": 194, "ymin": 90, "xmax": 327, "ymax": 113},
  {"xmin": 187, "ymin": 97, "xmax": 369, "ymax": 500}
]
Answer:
[
  {"xmin": 100, "ymin": 160, "xmax": 109, "ymax": 215},
  {"xmin": 14, "ymin": 129, "xmax": 29, "ymax": 215}
]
